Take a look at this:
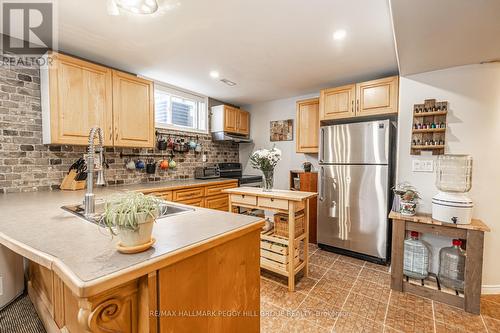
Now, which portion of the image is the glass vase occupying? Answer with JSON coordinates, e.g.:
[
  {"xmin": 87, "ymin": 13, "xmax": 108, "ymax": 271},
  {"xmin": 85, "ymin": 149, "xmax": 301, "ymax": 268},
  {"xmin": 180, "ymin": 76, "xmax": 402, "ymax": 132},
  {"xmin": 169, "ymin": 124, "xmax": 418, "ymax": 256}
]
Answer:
[{"xmin": 262, "ymin": 169, "xmax": 274, "ymax": 192}]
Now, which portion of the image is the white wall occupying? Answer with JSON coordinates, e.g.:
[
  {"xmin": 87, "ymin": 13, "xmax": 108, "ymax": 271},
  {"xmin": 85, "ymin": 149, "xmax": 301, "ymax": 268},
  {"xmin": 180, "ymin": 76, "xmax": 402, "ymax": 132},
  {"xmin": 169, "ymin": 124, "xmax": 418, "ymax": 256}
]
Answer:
[
  {"xmin": 397, "ymin": 63, "xmax": 500, "ymax": 291},
  {"xmin": 242, "ymin": 63, "xmax": 500, "ymax": 290},
  {"xmin": 240, "ymin": 93, "xmax": 319, "ymax": 190}
]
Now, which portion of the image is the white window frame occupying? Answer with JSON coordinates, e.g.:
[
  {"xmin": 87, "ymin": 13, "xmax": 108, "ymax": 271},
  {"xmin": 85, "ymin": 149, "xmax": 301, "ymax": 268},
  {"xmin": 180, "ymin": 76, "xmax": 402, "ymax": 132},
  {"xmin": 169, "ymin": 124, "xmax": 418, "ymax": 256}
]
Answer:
[{"xmin": 154, "ymin": 82, "xmax": 209, "ymax": 134}]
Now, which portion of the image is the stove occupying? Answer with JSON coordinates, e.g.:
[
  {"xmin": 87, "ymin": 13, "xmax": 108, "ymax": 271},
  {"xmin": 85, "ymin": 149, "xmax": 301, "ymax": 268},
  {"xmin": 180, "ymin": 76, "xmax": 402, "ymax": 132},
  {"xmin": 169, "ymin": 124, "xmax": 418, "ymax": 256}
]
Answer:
[{"xmin": 218, "ymin": 163, "xmax": 262, "ymax": 187}]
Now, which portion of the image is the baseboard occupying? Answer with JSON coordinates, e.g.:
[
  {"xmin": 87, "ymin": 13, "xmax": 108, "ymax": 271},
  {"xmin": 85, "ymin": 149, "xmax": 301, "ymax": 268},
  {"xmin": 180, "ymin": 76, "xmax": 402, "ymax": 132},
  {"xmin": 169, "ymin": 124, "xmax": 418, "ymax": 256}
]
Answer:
[{"xmin": 481, "ymin": 285, "xmax": 500, "ymax": 294}]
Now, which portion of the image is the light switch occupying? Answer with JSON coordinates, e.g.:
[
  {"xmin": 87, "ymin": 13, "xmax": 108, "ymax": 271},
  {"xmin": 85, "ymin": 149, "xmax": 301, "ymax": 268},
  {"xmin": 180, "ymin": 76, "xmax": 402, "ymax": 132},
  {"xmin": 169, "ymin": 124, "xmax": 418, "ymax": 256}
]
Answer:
[{"xmin": 412, "ymin": 159, "xmax": 434, "ymax": 173}]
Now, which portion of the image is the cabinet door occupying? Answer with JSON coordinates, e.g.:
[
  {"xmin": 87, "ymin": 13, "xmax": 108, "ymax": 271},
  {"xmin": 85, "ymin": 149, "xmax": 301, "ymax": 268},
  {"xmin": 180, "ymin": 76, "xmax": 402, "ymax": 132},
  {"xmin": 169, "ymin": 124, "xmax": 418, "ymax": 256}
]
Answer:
[
  {"xmin": 237, "ymin": 110, "xmax": 250, "ymax": 135},
  {"xmin": 296, "ymin": 98, "xmax": 319, "ymax": 153},
  {"xmin": 356, "ymin": 76, "xmax": 399, "ymax": 116},
  {"xmin": 48, "ymin": 53, "xmax": 113, "ymax": 145},
  {"xmin": 112, "ymin": 71, "xmax": 155, "ymax": 148},
  {"xmin": 319, "ymin": 84, "xmax": 356, "ymax": 120},
  {"xmin": 223, "ymin": 106, "xmax": 238, "ymax": 133},
  {"xmin": 205, "ymin": 194, "xmax": 229, "ymax": 211}
]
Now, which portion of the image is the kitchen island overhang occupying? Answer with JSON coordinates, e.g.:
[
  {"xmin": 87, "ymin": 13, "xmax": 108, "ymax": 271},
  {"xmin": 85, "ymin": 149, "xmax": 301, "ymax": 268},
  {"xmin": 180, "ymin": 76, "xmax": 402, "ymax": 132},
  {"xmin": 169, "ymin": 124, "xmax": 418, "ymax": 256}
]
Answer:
[{"xmin": 0, "ymin": 188, "xmax": 264, "ymax": 333}]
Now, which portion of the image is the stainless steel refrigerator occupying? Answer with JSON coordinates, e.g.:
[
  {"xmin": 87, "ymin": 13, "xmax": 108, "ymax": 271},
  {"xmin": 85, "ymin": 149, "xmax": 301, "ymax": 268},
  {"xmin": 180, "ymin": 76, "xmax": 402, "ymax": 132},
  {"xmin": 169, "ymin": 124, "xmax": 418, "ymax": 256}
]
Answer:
[{"xmin": 318, "ymin": 119, "xmax": 395, "ymax": 263}]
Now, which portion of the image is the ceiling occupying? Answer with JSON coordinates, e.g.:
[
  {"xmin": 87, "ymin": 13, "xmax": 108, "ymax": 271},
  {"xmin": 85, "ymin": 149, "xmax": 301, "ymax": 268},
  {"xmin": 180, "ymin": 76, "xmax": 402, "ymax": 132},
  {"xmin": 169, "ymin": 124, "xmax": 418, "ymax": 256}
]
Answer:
[
  {"xmin": 55, "ymin": 0, "xmax": 398, "ymax": 105},
  {"xmin": 390, "ymin": 0, "xmax": 500, "ymax": 75}
]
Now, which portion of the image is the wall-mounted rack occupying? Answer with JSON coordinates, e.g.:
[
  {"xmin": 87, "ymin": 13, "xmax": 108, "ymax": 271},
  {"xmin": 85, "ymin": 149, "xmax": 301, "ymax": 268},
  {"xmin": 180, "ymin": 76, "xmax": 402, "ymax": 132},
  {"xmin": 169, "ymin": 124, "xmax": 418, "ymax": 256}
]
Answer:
[
  {"xmin": 411, "ymin": 99, "xmax": 448, "ymax": 155},
  {"xmin": 119, "ymin": 152, "xmax": 174, "ymax": 159},
  {"xmin": 155, "ymin": 130, "xmax": 201, "ymax": 141}
]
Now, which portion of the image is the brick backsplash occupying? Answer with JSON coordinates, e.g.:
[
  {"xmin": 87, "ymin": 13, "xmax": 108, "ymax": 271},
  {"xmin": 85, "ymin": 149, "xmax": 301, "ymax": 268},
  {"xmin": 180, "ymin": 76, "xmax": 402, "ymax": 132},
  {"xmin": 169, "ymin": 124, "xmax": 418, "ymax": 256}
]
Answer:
[{"xmin": 0, "ymin": 55, "xmax": 239, "ymax": 193}]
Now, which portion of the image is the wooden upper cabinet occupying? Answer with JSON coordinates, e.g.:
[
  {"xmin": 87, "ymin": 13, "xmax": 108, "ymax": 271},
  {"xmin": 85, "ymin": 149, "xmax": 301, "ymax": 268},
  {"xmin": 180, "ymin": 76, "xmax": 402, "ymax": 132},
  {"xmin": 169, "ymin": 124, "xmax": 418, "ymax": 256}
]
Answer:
[
  {"xmin": 112, "ymin": 70, "xmax": 155, "ymax": 148},
  {"xmin": 319, "ymin": 84, "xmax": 356, "ymax": 120},
  {"xmin": 223, "ymin": 106, "xmax": 239, "ymax": 133},
  {"xmin": 237, "ymin": 109, "xmax": 250, "ymax": 135},
  {"xmin": 211, "ymin": 105, "xmax": 250, "ymax": 136},
  {"xmin": 296, "ymin": 98, "xmax": 319, "ymax": 153},
  {"xmin": 356, "ymin": 76, "xmax": 399, "ymax": 117},
  {"xmin": 319, "ymin": 76, "xmax": 399, "ymax": 121},
  {"xmin": 42, "ymin": 52, "xmax": 113, "ymax": 145}
]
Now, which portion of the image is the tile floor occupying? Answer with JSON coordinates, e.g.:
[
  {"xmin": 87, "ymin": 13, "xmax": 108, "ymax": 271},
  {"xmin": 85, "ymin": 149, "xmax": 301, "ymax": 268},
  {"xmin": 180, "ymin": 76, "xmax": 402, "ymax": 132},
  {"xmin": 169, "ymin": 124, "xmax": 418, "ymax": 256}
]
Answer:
[{"xmin": 260, "ymin": 244, "xmax": 500, "ymax": 333}]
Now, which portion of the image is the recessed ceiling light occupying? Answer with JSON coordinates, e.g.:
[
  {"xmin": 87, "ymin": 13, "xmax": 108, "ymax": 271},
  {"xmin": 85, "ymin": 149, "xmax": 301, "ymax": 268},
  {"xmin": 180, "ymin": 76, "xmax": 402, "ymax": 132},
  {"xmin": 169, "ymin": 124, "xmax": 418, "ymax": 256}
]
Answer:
[
  {"xmin": 115, "ymin": 0, "xmax": 158, "ymax": 14},
  {"xmin": 209, "ymin": 71, "xmax": 220, "ymax": 79},
  {"xmin": 333, "ymin": 29, "xmax": 347, "ymax": 41}
]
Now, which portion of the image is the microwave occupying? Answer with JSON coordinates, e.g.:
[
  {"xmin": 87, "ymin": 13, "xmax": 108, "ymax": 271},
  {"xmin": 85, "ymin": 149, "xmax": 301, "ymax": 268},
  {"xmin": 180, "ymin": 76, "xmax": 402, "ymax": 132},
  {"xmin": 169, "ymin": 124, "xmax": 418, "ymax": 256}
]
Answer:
[{"xmin": 194, "ymin": 166, "xmax": 220, "ymax": 179}]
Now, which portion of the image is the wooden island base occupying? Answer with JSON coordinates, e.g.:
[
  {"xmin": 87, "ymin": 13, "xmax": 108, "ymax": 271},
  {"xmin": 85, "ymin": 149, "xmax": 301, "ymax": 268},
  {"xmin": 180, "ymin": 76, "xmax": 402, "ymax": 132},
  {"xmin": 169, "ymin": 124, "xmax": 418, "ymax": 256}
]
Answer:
[{"xmin": 28, "ymin": 226, "xmax": 262, "ymax": 333}]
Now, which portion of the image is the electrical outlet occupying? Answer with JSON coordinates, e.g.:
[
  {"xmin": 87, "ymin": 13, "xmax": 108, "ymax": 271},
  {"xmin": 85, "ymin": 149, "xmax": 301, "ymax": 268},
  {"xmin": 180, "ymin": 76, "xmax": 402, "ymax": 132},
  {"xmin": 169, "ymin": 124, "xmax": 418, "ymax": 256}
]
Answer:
[
  {"xmin": 412, "ymin": 159, "xmax": 434, "ymax": 173},
  {"xmin": 202, "ymin": 154, "xmax": 207, "ymax": 163}
]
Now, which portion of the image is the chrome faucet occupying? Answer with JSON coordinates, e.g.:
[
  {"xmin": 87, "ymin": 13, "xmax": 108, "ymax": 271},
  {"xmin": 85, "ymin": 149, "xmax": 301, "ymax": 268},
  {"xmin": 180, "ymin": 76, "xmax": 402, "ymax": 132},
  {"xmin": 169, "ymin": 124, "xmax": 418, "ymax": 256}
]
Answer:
[{"xmin": 84, "ymin": 127, "xmax": 105, "ymax": 217}]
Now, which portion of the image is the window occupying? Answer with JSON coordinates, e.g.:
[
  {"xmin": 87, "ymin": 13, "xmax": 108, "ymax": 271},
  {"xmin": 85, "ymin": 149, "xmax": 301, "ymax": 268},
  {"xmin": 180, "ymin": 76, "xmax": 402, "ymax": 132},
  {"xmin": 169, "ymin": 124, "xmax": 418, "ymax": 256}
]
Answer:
[{"xmin": 155, "ymin": 84, "xmax": 208, "ymax": 133}]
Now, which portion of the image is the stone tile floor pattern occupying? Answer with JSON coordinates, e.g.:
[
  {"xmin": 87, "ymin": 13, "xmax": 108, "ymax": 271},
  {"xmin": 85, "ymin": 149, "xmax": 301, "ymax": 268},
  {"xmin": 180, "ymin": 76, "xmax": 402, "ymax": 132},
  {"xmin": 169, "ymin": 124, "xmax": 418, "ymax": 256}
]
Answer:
[{"xmin": 260, "ymin": 244, "xmax": 500, "ymax": 332}]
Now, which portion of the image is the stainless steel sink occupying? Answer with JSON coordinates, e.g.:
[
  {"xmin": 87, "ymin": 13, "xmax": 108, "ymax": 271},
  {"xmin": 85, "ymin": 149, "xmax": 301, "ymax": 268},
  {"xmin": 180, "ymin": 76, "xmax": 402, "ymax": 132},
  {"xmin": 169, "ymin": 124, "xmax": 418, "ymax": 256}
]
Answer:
[{"xmin": 62, "ymin": 200, "xmax": 194, "ymax": 226}]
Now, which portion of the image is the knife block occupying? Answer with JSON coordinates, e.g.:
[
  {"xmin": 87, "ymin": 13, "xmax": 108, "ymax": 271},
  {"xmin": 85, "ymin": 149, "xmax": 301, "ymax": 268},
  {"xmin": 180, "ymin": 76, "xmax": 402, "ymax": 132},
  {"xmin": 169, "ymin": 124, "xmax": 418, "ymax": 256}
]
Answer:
[{"xmin": 60, "ymin": 170, "xmax": 86, "ymax": 191}]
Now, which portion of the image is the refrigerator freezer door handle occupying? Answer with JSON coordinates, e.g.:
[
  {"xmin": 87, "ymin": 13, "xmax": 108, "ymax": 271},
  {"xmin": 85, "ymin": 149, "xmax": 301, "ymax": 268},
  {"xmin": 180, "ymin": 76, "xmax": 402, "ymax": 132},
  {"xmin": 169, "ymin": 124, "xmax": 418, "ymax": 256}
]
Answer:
[{"xmin": 329, "ymin": 201, "xmax": 337, "ymax": 218}]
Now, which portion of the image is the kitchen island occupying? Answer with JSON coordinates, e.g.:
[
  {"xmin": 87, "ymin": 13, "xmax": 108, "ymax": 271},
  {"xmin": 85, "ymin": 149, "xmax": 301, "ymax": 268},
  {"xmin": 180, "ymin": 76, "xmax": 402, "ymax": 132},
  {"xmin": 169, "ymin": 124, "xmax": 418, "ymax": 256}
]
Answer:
[{"xmin": 0, "ymin": 180, "xmax": 264, "ymax": 333}]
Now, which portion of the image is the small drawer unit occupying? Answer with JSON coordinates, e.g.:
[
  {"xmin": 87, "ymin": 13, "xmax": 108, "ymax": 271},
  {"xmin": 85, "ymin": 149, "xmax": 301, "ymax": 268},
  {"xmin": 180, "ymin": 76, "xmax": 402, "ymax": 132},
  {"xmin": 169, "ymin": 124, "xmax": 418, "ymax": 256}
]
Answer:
[
  {"xmin": 258, "ymin": 197, "xmax": 289, "ymax": 211},
  {"xmin": 231, "ymin": 194, "xmax": 257, "ymax": 206}
]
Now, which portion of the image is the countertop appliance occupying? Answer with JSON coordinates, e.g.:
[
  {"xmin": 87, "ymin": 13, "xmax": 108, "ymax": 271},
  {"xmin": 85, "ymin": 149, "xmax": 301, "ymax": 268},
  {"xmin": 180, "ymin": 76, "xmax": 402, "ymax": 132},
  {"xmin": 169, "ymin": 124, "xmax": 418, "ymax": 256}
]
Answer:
[
  {"xmin": 432, "ymin": 155, "xmax": 473, "ymax": 224},
  {"xmin": 194, "ymin": 165, "xmax": 220, "ymax": 179},
  {"xmin": 0, "ymin": 244, "xmax": 24, "ymax": 309},
  {"xmin": 218, "ymin": 163, "xmax": 262, "ymax": 187},
  {"xmin": 318, "ymin": 119, "xmax": 395, "ymax": 263}
]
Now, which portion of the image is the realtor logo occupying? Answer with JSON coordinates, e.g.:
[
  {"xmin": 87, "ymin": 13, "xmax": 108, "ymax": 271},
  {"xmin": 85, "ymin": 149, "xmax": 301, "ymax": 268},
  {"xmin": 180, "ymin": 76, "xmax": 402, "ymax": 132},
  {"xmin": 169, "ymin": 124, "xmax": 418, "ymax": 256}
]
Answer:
[{"xmin": 1, "ymin": 1, "xmax": 54, "ymax": 55}]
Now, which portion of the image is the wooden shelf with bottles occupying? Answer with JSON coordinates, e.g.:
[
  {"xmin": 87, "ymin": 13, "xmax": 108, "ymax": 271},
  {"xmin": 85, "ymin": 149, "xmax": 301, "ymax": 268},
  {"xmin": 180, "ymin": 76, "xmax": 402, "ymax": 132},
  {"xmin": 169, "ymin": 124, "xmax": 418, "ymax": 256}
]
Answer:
[{"xmin": 411, "ymin": 99, "xmax": 448, "ymax": 155}]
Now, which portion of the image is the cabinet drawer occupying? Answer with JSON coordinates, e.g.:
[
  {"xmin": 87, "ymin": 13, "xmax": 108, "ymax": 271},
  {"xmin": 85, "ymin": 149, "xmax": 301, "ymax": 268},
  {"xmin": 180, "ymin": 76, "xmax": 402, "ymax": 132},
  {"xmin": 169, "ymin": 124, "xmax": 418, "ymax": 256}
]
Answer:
[
  {"xmin": 205, "ymin": 182, "xmax": 238, "ymax": 197},
  {"xmin": 258, "ymin": 197, "xmax": 289, "ymax": 210},
  {"xmin": 173, "ymin": 187, "xmax": 203, "ymax": 201},
  {"xmin": 145, "ymin": 191, "xmax": 172, "ymax": 201},
  {"xmin": 205, "ymin": 194, "xmax": 229, "ymax": 211},
  {"xmin": 231, "ymin": 194, "xmax": 257, "ymax": 206},
  {"xmin": 177, "ymin": 197, "xmax": 204, "ymax": 207}
]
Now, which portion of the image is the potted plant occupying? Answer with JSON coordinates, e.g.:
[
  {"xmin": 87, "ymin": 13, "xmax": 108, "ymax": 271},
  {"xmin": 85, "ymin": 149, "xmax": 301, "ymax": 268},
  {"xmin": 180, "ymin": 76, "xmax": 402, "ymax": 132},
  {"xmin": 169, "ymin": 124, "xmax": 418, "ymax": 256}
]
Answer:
[
  {"xmin": 249, "ymin": 147, "xmax": 282, "ymax": 191},
  {"xmin": 393, "ymin": 183, "xmax": 421, "ymax": 216},
  {"xmin": 102, "ymin": 192, "xmax": 161, "ymax": 249}
]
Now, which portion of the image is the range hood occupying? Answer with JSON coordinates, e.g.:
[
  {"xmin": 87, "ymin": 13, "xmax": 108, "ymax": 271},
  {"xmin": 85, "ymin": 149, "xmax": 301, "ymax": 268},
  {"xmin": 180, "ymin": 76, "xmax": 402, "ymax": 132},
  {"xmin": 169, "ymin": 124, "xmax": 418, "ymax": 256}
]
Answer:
[{"xmin": 211, "ymin": 131, "xmax": 253, "ymax": 143}]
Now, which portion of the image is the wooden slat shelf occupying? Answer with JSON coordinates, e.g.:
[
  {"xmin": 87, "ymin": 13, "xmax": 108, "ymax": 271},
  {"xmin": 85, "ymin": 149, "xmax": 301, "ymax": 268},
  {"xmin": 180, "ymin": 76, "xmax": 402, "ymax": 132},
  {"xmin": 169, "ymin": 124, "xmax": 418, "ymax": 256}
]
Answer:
[
  {"xmin": 413, "ymin": 111, "xmax": 448, "ymax": 117},
  {"xmin": 412, "ymin": 128, "xmax": 446, "ymax": 133},
  {"xmin": 411, "ymin": 145, "xmax": 445, "ymax": 149},
  {"xmin": 405, "ymin": 274, "xmax": 464, "ymax": 298},
  {"xmin": 225, "ymin": 187, "xmax": 316, "ymax": 291}
]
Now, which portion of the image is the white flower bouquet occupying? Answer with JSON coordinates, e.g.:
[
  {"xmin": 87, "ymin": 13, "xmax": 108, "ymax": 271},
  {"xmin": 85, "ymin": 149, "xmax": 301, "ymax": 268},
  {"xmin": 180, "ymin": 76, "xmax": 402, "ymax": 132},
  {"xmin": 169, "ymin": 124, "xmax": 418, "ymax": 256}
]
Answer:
[
  {"xmin": 249, "ymin": 147, "xmax": 281, "ymax": 191},
  {"xmin": 249, "ymin": 147, "xmax": 282, "ymax": 171}
]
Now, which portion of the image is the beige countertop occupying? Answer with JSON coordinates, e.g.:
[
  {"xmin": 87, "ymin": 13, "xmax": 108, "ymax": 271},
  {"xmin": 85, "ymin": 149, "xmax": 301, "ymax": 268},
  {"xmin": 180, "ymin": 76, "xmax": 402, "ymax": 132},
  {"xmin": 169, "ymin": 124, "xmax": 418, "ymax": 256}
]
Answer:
[
  {"xmin": 0, "ymin": 179, "xmax": 263, "ymax": 297},
  {"xmin": 224, "ymin": 186, "xmax": 317, "ymax": 201}
]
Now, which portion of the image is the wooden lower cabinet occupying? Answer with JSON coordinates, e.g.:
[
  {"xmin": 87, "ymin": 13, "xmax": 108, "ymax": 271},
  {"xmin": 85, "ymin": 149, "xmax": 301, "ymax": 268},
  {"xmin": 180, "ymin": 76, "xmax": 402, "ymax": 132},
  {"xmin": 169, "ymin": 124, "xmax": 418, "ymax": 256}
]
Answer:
[
  {"xmin": 27, "ymin": 227, "xmax": 261, "ymax": 333},
  {"xmin": 158, "ymin": 230, "xmax": 260, "ymax": 332},
  {"xmin": 142, "ymin": 181, "xmax": 238, "ymax": 211},
  {"xmin": 177, "ymin": 197, "xmax": 205, "ymax": 207},
  {"xmin": 205, "ymin": 194, "xmax": 229, "ymax": 211}
]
